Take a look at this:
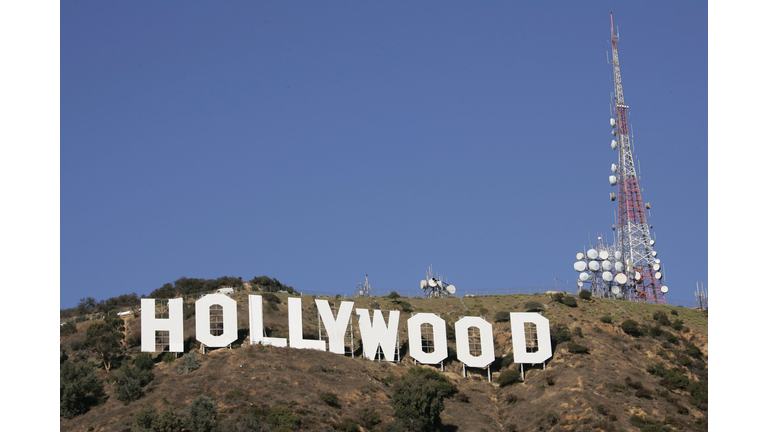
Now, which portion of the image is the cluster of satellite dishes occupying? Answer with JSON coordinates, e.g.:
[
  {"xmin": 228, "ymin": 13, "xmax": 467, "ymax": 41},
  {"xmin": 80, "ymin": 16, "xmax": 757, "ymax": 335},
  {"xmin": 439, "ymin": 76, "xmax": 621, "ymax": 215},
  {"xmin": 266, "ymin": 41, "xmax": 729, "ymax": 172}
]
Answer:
[
  {"xmin": 573, "ymin": 238, "xmax": 668, "ymax": 300},
  {"xmin": 353, "ymin": 274, "xmax": 371, "ymax": 297},
  {"xmin": 420, "ymin": 264, "xmax": 456, "ymax": 298}
]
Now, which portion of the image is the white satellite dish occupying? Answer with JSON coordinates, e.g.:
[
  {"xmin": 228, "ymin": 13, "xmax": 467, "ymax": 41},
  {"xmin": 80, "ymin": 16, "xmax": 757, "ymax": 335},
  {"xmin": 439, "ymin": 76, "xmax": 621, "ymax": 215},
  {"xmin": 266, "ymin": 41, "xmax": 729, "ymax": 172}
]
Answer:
[
  {"xmin": 610, "ymin": 118, "xmax": 617, "ymax": 127},
  {"xmin": 661, "ymin": 286, "xmax": 669, "ymax": 293},
  {"xmin": 615, "ymin": 273, "xmax": 628, "ymax": 284},
  {"xmin": 651, "ymin": 251, "xmax": 658, "ymax": 257},
  {"xmin": 650, "ymin": 240, "xmax": 655, "ymax": 246},
  {"xmin": 615, "ymin": 251, "xmax": 622, "ymax": 260},
  {"xmin": 420, "ymin": 280, "xmax": 427, "ymax": 289},
  {"xmin": 579, "ymin": 272, "xmax": 590, "ymax": 281},
  {"xmin": 616, "ymin": 293, "xmax": 623, "ymax": 299},
  {"xmin": 599, "ymin": 250, "xmax": 609, "ymax": 260},
  {"xmin": 587, "ymin": 249, "xmax": 598, "ymax": 259},
  {"xmin": 428, "ymin": 278, "xmax": 437, "ymax": 287},
  {"xmin": 611, "ymin": 163, "xmax": 618, "ymax": 173},
  {"xmin": 611, "ymin": 139, "xmax": 618, "ymax": 150},
  {"xmin": 446, "ymin": 285, "xmax": 456, "ymax": 294},
  {"xmin": 437, "ymin": 280, "xmax": 444, "ymax": 289},
  {"xmin": 653, "ymin": 263, "xmax": 661, "ymax": 271},
  {"xmin": 588, "ymin": 260, "xmax": 600, "ymax": 271},
  {"xmin": 611, "ymin": 285, "xmax": 621, "ymax": 294},
  {"xmin": 634, "ymin": 271, "xmax": 642, "ymax": 281},
  {"xmin": 654, "ymin": 272, "xmax": 662, "ymax": 280},
  {"xmin": 574, "ymin": 261, "xmax": 587, "ymax": 272},
  {"xmin": 615, "ymin": 262, "xmax": 624, "ymax": 272},
  {"xmin": 602, "ymin": 260, "xmax": 612, "ymax": 271},
  {"xmin": 603, "ymin": 272, "xmax": 614, "ymax": 282},
  {"xmin": 609, "ymin": 175, "xmax": 618, "ymax": 186},
  {"xmin": 576, "ymin": 252, "xmax": 584, "ymax": 260},
  {"xmin": 655, "ymin": 259, "xmax": 661, "ymax": 264},
  {"xmin": 577, "ymin": 280, "xmax": 583, "ymax": 287}
]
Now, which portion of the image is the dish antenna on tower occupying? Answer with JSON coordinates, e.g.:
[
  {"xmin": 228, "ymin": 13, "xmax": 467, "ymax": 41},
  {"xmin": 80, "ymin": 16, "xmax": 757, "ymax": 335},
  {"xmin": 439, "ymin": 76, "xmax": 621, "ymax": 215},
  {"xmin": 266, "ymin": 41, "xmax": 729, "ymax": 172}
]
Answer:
[{"xmin": 421, "ymin": 264, "xmax": 456, "ymax": 298}]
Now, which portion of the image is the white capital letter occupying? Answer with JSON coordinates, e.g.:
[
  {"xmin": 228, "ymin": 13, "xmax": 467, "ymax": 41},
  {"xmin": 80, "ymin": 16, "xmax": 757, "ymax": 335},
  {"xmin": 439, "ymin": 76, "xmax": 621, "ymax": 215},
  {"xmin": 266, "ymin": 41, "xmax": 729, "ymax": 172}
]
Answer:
[
  {"xmin": 141, "ymin": 298, "xmax": 184, "ymax": 352},
  {"xmin": 288, "ymin": 297, "xmax": 325, "ymax": 351},
  {"xmin": 455, "ymin": 316, "xmax": 495, "ymax": 368},
  {"xmin": 195, "ymin": 294, "xmax": 238, "ymax": 348},
  {"xmin": 315, "ymin": 299, "xmax": 354, "ymax": 355},
  {"xmin": 407, "ymin": 313, "xmax": 448, "ymax": 365},
  {"xmin": 356, "ymin": 308, "xmax": 400, "ymax": 361},
  {"xmin": 510, "ymin": 312, "xmax": 552, "ymax": 364},
  {"xmin": 248, "ymin": 295, "xmax": 287, "ymax": 347}
]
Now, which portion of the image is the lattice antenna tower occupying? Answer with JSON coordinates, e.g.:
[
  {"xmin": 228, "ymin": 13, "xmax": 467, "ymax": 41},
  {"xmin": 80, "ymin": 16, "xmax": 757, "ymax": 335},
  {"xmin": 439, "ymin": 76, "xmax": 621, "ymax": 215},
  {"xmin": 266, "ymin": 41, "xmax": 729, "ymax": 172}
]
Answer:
[{"xmin": 607, "ymin": 13, "xmax": 667, "ymax": 304}]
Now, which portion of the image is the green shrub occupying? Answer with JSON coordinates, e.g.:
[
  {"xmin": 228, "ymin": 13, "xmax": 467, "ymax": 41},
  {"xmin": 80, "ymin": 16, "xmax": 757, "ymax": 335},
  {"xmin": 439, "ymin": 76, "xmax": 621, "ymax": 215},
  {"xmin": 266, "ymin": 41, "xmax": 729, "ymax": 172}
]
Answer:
[
  {"xmin": 267, "ymin": 406, "xmax": 300, "ymax": 431},
  {"xmin": 161, "ymin": 352, "xmax": 177, "ymax": 363},
  {"xmin": 390, "ymin": 367, "xmax": 455, "ymax": 431},
  {"xmin": 178, "ymin": 351, "xmax": 202, "ymax": 374},
  {"xmin": 620, "ymin": 319, "xmax": 643, "ymax": 337},
  {"xmin": 671, "ymin": 319, "xmax": 684, "ymax": 331},
  {"xmin": 262, "ymin": 292, "xmax": 281, "ymax": 304},
  {"xmin": 320, "ymin": 392, "xmax": 340, "ymax": 408},
  {"xmin": 578, "ymin": 289, "xmax": 592, "ymax": 300},
  {"xmin": 567, "ymin": 342, "xmax": 590, "ymax": 354},
  {"xmin": 387, "ymin": 291, "xmax": 401, "ymax": 300},
  {"xmin": 109, "ymin": 364, "xmax": 154, "ymax": 404},
  {"xmin": 497, "ymin": 370, "xmax": 521, "ymax": 387},
  {"xmin": 683, "ymin": 342, "xmax": 703, "ymax": 359},
  {"xmin": 551, "ymin": 293, "xmax": 564, "ymax": 303},
  {"xmin": 186, "ymin": 395, "xmax": 218, "ymax": 432},
  {"xmin": 133, "ymin": 352, "xmax": 154, "ymax": 371},
  {"xmin": 647, "ymin": 362, "xmax": 666, "ymax": 376},
  {"xmin": 493, "ymin": 311, "xmax": 510, "ymax": 323},
  {"xmin": 600, "ymin": 315, "xmax": 613, "ymax": 324},
  {"xmin": 60, "ymin": 356, "xmax": 104, "ymax": 418},
  {"xmin": 661, "ymin": 369, "xmax": 690, "ymax": 390},
  {"xmin": 135, "ymin": 405, "xmax": 183, "ymax": 432},
  {"xmin": 550, "ymin": 323, "xmax": 572, "ymax": 349},
  {"xmin": 653, "ymin": 311, "xmax": 672, "ymax": 326},
  {"xmin": 562, "ymin": 296, "xmax": 578, "ymax": 308},
  {"xmin": 358, "ymin": 409, "xmax": 382, "ymax": 429},
  {"xmin": 60, "ymin": 321, "xmax": 78, "ymax": 336},
  {"xmin": 523, "ymin": 301, "xmax": 543, "ymax": 312}
]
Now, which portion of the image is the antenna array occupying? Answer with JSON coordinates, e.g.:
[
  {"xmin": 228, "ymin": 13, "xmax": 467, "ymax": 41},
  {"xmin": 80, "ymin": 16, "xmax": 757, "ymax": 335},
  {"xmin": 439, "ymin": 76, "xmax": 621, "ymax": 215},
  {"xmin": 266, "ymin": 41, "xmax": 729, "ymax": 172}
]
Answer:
[{"xmin": 420, "ymin": 264, "xmax": 457, "ymax": 298}]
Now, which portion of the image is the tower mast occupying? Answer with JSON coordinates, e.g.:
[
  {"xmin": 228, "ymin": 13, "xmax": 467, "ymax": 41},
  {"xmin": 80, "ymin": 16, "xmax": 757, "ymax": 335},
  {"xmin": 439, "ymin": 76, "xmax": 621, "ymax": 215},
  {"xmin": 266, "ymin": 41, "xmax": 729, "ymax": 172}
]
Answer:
[{"xmin": 609, "ymin": 13, "xmax": 666, "ymax": 304}]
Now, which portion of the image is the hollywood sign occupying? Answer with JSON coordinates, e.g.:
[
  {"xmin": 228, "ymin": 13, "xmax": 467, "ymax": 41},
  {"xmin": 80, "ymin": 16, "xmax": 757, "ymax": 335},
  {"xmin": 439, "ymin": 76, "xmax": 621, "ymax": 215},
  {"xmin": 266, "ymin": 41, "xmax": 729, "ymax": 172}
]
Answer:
[{"xmin": 141, "ymin": 294, "xmax": 552, "ymax": 368}]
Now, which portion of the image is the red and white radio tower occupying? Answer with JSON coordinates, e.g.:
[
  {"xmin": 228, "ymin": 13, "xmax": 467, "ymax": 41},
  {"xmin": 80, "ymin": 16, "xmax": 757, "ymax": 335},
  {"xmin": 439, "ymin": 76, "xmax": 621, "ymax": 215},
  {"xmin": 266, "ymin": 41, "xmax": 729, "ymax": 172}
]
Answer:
[
  {"xmin": 571, "ymin": 15, "xmax": 669, "ymax": 303},
  {"xmin": 608, "ymin": 13, "xmax": 667, "ymax": 304}
]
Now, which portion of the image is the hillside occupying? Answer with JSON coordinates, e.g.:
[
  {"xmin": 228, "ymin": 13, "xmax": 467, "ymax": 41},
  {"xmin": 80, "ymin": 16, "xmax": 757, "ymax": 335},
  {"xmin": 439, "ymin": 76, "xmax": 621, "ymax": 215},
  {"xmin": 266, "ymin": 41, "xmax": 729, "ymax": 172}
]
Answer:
[{"xmin": 60, "ymin": 291, "xmax": 708, "ymax": 432}]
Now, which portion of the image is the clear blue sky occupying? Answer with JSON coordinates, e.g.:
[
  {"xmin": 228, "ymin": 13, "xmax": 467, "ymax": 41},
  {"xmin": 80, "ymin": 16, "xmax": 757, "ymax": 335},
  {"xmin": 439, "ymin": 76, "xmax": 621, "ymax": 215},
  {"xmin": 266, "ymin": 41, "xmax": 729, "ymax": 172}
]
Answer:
[{"xmin": 58, "ymin": 1, "xmax": 708, "ymax": 309}]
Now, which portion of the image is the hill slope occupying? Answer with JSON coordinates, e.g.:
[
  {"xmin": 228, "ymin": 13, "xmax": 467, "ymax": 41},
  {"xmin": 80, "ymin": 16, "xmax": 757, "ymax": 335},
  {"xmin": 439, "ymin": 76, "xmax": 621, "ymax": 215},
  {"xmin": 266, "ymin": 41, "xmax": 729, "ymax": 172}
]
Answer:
[{"xmin": 60, "ymin": 292, "xmax": 707, "ymax": 432}]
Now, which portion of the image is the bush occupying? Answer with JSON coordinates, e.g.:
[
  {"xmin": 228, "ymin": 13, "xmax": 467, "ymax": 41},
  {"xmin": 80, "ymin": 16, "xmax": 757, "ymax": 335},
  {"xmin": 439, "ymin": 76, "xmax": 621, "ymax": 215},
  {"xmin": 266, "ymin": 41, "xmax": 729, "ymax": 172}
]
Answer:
[
  {"xmin": 60, "ymin": 321, "xmax": 78, "ymax": 336},
  {"xmin": 497, "ymin": 370, "xmax": 521, "ymax": 387},
  {"xmin": 358, "ymin": 409, "xmax": 382, "ymax": 429},
  {"xmin": 133, "ymin": 352, "xmax": 154, "ymax": 371},
  {"xmin": 388, "ymin": 291, "xmax": 401, "ymax": 300},
  {"xmin": 186, "ymin": 395, "xmax": 218, "ymax": 432},
  {"xmin": 262, "ymin": 292, "xmax": 281, "ymax": 304},
  {"xmin": 161, "ymin": 352, "xmax": 177, "ymax": 363},
  {"xmin": 620, "ymin": 319, "xmax": 643, "ymax": 337},
  {"xmin": 493, "ymin": 311, "xmax": 510, "ymax": 322},
  {"xmin": 523, "ymin": 301, "xmax": 543, "ymax": 312},
  {"xmin": 671, "ymin": 319, "xmax": 684, "ymax": 331},
  {"xmin": 567, "ymin": 342, "xmax": 590, "ymax": 354},
  {"xmin": 60, "ymin": 356, "xmax": 104, "ymax": 418},
  {"xmin": 320, "ymin": 391, "xmax": 340, "ymax": 408},
  {"xmin": 267, "ymin": 406, "xmax": 300, "ymax": 431},
  {"xmin": 578, "ymin": 289, "xmax": 592, "ymax": 300},
  {"xmin": 550, "ymin": 323, "xmax": 572, "ymax": 349},
  {"xmin": 109, "ymin": 364, "xmax": 154, "ymax": 404},
  {"xmin": 178, "ymin": 351, "xmax": 202, "ymax": 374},
  {"xmin": 135, "ymin": 405, "xmax": 183, "ymax": 432},
  {"xmin": 562, "ymin": 296, "xmax": 578, "ymax": 307},
  {"xmin": 600, "ymin": 315, "xmax": 613, "ymax": 324},
  {"xmin": 551, "ymin": 292, "xmax": 564, "ymax": 303},
  {"xmin": 390, "ymin": 368, "xmax": 455, "ymax": 431},
  {"xmin": 653, "ymin": 311, "xmax": 672, "ymax": 326}
]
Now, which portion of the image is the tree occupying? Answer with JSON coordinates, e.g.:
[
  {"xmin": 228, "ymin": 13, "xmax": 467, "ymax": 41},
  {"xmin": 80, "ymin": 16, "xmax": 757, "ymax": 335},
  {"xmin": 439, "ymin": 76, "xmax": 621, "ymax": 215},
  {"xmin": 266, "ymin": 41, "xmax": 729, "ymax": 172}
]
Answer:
[
  {"xmin": 390, "ymin": 368, "xmax": 455, "ymax": 431},
  {"xmin": 186, "ymin": 395, "xmax": 217, "ymax": 432},
  {"xmin": 84, "ymin": 317, "xmax": 124, "ymax": 373},
  {"xmin": 109, "ymin": 363, "xmax": 154, "ymax": 404},
  {"xmin": 60, "ymin": 355, "xmax": 103, "ymax": 418}
]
